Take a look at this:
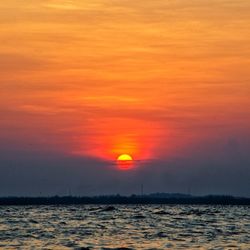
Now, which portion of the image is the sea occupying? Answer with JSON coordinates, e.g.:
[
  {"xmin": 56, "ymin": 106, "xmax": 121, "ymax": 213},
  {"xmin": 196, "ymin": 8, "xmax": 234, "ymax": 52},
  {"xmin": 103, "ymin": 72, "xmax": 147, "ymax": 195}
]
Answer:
[{"xmin": 0, "ymin": 205, "xmax": 249, "ymax": 249}]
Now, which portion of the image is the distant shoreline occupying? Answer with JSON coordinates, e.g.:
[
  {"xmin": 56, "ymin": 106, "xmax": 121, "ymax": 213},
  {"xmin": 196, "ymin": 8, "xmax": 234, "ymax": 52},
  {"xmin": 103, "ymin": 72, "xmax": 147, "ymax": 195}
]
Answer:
[{"xmin": 1, "ymin": 194, "xmax": 250, "ymax": 206}]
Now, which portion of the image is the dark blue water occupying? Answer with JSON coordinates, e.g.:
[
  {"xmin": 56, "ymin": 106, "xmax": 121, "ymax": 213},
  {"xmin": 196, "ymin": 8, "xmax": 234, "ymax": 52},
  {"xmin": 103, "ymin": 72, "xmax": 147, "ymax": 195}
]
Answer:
[{"xmin": 0, "ymin": 205, "xmax": 249, "ymax": 249}]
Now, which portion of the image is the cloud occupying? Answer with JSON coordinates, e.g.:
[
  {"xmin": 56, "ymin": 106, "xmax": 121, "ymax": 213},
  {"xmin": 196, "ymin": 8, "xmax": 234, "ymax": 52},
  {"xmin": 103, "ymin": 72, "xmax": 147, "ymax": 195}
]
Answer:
[
  {"xmin": 0, "ymin": 137, "xmax": 250, "ymax": 197},
  {"xmin": 0, "ymin": 53, "xmax": 50, "ymax": 72},
  {"xmin": 0, "ymin": 0, "xmax": 250, "ymax": 198}
]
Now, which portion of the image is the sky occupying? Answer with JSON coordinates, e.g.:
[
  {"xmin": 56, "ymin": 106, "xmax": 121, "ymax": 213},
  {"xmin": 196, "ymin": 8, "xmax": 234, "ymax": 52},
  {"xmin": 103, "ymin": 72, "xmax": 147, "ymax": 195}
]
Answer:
[{"xmin": 0, "ymin": 0, "xmax": 250, "ymax": 197}]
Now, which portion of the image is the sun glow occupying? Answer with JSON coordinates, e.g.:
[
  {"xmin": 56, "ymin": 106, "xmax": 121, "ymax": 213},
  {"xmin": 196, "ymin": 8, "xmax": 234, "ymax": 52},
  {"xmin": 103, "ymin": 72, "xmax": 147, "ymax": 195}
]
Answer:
[{"xmin": 117, "ymin": 154, "xmax": 134, "ymax": 170}]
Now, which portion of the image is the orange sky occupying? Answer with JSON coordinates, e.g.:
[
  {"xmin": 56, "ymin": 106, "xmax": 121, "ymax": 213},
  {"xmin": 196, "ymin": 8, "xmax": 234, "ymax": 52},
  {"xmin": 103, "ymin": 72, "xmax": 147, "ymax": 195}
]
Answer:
[{"xmin": 1, "ymin": 0, "xmax": 250, "ymax": 167}]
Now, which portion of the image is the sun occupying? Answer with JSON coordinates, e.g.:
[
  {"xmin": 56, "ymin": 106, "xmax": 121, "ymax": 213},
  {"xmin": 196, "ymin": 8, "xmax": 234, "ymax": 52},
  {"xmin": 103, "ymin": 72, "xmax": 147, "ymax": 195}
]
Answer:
[
  {"xmin": 117, "ymin": 154, "xmax": 134, "ymax": 170},
  {"xmin": 117, "ymin": 154, "xmax": 133, "ymax": 161}
]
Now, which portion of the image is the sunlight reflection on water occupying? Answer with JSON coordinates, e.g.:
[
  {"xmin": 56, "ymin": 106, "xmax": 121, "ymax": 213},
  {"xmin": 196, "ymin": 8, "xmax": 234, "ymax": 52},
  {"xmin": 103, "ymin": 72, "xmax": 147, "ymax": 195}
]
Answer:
[{"xmin": 0, "ymin": 205, "xmax": 249, "ymax": 249}]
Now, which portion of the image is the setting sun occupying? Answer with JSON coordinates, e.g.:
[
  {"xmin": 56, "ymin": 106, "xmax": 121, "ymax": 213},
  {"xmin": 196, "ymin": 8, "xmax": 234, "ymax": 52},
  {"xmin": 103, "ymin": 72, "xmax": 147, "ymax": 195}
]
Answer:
[
  {"xmin": 117, "ymin": 154, "xmax": 133, "ymax": 161},
  {"xmin": 117, "ymin": 154, "xmax": 134, "ymax": 170}
]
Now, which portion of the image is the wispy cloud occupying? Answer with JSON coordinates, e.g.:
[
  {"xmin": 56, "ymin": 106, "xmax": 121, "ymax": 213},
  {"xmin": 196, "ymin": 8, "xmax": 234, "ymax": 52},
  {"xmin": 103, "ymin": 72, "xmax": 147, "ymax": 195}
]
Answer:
[{"xmin": 0, "ymin": 0, "xmax": 250, "ymax": 197}]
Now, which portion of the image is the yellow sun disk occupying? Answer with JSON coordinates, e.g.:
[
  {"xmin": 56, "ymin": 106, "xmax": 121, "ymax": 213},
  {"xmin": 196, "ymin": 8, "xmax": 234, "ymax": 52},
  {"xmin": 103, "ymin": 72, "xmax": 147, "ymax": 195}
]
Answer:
[{"xmin": 117, "ymin": 154, "xmax": 133, "ymax": 161}]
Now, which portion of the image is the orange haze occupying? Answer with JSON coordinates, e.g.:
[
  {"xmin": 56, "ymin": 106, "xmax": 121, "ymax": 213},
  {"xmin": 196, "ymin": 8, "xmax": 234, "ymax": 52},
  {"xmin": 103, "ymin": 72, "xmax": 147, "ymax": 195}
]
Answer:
[{"xmin": 0, "ymin": 1, "xmax": 250, "ymax": 169}]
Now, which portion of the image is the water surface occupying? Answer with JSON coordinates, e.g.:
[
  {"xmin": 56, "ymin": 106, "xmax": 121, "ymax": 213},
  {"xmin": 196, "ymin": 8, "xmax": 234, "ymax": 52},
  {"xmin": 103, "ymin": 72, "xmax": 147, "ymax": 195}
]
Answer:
[{"xmin": 0, "ymin": 205, "xmax": 249, "ymax": 249}]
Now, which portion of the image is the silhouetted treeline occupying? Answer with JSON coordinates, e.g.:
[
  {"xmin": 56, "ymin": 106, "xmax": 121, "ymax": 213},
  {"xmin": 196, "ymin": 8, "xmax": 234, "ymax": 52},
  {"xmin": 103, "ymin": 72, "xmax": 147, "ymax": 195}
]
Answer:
[{"xmin": 0, "ymin": 193, "xmax": 250, "ymax": 205}]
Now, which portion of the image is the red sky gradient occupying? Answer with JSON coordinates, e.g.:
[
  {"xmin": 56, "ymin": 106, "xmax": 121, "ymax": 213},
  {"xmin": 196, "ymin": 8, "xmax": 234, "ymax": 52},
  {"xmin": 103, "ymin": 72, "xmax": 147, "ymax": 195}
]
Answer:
[{"xmin": 0, "ymin": 0, "xmax": 250, "ymax": 189}]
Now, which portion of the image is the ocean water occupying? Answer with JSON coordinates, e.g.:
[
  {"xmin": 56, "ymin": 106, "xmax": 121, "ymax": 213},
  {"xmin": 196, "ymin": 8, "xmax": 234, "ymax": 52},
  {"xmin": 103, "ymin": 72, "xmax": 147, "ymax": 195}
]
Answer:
[{"xmin": 0, "ymin": 205, "xmax": 249, "ymax": 249}]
